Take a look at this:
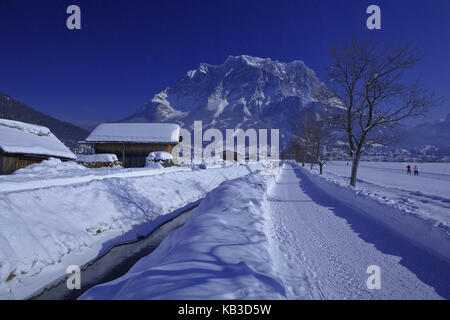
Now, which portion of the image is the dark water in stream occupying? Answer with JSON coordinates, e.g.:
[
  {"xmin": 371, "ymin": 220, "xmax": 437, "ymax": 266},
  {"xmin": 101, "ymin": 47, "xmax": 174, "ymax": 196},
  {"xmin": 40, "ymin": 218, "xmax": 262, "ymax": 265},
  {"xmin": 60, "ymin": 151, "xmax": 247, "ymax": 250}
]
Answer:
[{"xmin": 30, "ymin": 205, "xmax": 197, "ymax": 300}]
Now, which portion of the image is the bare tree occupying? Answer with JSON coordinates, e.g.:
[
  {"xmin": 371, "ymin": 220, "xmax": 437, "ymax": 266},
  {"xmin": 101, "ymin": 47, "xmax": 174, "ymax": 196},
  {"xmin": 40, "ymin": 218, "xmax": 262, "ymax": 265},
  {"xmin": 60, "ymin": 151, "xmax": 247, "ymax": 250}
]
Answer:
[
  {"xmin": 318, "ymin": 40, "xmax": 440, "ymax": 187},
  {"xmin": 291, "ymin": 111, "xmax": 315, "ymax": 167},
  {"xmin": 309, "ymin": 115, "xmax": 331, "ymax": 175},
  {"xmin": 291, "ymin": 110, "xmax": 332, "ymax": 174},
  {"xmin": 281, "ymin": 136, "xmax": 303, "ymax": 162},
  {"xmin": 290, "ymin": 135, "xmax": 306, "ymax": 164}
]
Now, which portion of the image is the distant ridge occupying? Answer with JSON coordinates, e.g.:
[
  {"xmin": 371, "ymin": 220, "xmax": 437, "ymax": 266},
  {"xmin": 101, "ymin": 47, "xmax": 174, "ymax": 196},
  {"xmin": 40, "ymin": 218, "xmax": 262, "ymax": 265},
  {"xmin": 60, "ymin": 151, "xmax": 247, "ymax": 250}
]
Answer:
[{"xmin": 0, "ymin": 92, "xmax": 88, "ymax": 150}]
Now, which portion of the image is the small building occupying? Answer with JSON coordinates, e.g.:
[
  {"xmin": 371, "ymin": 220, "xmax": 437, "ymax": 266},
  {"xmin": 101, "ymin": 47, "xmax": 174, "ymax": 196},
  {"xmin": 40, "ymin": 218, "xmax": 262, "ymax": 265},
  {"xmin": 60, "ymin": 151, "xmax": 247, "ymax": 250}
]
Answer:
[
  {"xmin": 220, "ymin": 149, "xmax": 241, "ymax": 162},
  {"xmin": 83, "ymin": 123, "xmax": 181, "ymax": 168},
  {"xmin": 0, "ymin": 119, "xmax": 76, "ymax": 175}
]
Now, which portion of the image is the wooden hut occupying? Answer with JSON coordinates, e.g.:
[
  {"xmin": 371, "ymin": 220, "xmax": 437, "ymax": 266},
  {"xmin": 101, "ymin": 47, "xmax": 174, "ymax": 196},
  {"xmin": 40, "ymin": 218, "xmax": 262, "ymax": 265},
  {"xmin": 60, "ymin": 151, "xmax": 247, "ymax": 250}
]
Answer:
[
  {"xmin": 0, "ymin": 119, "xmax": 76, "ymax": 175},
  {"xmin": 220, "ymin": 150, "xmax": 241, "ymax": 162},
  {"xmin": 83, "ymin": 123, "xmax": 181, "ymax": 168}
]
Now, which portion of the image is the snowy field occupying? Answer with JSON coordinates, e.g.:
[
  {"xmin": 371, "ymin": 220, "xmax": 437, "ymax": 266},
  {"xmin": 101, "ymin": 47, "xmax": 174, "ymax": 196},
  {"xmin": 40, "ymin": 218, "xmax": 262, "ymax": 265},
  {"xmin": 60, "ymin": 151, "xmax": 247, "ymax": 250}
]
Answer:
[
  {"xmin": 336, "ymin": 161, "xmax": 450, "ymax": 176},
  {"xmin": 81, "ymin": 163, "xmax": 450, "ymax": 300},
  {"xmin": 0, "ymin": 159, "xmax": 262, "ymax": 299},
  {"xmin": 316, "ymin": 161, "xmax": 450, "ymax": 237}
]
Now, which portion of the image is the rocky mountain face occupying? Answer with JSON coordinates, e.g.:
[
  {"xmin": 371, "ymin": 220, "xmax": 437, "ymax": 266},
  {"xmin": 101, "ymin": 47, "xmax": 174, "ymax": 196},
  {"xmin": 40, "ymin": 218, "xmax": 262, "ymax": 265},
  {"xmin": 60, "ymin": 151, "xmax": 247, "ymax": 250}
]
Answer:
[
  {"xmin": 0, "ymin": 92, "xmax": 88, "ymax": 150},
  {"xmin": 122, "ymin": 55, "xmax": 332, "ymax": 143}
]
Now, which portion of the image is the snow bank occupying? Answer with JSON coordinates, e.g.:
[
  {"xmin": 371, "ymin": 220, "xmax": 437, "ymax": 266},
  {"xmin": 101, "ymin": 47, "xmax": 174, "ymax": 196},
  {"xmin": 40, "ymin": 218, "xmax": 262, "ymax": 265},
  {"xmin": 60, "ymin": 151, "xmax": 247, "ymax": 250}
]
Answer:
[
  {"xmin": 296, "ymin": 164, "xmax": 450, "ymax": 263},
  {"xmin": 80, "ymin": 173, "xmax": 285, "ymax": 300},
  {"xmin": 0, "ymin": 164, "xmax": 261, "ymax": 299},
  {"xmin": 13, "ymin": 158, "xmax": 87, "ymax": 175},
  {"xmin": 146, "ymin": 151, "xmax": 173, "ymax": 161},
  {"xmin": 0, "ymin": 162, "xmax": 188, "ymax": 194},
  {"xmin": 145, "ymin": 151, "xmax": 173, "ymax": 168},
  {"xmin": 76, "ymin": 154, "xmax": 118, "ymax": 163},
  {"xmin": 145, "ymin": 162, "xmax": 164, "ymax": 169}
]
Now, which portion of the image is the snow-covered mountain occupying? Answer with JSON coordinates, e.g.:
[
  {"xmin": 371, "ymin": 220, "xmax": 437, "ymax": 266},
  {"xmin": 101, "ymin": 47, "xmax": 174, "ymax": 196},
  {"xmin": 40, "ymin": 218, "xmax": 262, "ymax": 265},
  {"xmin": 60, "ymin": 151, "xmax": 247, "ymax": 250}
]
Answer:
[
  {"xmin": 401, "ymin": 113, "xmax": 450, "ymax": 156},
  {"xmin": 122, "ymin": 55, "xmax": 331, "ymax": 141}
]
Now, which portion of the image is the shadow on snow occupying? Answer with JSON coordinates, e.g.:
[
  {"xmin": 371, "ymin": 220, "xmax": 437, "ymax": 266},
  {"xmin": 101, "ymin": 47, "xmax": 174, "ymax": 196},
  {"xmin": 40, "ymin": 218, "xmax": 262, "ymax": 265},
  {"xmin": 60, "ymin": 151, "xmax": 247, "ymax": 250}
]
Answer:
[{"xmin": 294, "ymin": 168, "xmax": 450, "ymax": 299}]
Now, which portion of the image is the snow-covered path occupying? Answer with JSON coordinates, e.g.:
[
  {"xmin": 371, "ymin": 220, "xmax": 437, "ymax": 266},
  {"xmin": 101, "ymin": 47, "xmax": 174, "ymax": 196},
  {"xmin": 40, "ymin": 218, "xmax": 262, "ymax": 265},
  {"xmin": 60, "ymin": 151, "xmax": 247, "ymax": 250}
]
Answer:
[{"xmin": 266, "ymin": 164, "xmax": 450, "ymax": 299}]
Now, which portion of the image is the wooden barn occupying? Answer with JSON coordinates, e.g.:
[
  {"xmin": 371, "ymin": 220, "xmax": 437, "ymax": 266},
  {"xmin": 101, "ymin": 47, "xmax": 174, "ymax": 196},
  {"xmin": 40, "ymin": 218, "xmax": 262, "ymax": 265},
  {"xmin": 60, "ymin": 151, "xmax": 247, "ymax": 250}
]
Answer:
[
  {"xmin": 220, "ymin": 150, "xmax": 241, "ymax": 162},
  {"xmin": 0, "ymin": 119, "xmax": 76, "ymax": 175},
  {"xmin": 84, "ymin": 123, "xmax": 181, "ymax": 168}
]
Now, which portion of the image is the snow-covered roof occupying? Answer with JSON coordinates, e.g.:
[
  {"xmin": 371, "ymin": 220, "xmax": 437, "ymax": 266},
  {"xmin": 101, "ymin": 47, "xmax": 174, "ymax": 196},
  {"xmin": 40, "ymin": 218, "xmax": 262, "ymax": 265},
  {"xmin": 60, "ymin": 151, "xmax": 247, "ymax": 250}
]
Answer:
[
  {"xmin": 85, "ymin": 123, "xmax": 181, "ymax": 144},
  {"xmin": 0, "ymin": 119, "xmax": 76, "ymax": 160}
]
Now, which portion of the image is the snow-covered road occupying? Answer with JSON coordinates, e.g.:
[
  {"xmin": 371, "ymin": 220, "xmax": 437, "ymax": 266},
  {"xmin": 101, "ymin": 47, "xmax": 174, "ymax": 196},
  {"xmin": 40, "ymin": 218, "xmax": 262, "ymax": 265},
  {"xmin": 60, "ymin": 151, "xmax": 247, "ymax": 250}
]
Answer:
[{"xmin": 266, "ymin": 164, "xmax": 450, "ymax": 299}]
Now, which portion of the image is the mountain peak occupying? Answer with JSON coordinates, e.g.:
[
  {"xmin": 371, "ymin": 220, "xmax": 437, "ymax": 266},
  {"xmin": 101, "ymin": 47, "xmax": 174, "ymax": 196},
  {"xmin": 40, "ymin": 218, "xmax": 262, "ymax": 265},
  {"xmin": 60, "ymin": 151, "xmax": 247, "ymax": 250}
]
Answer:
[
  {"xmin": 123, "ymin": 55, "xmax": 328, "ymax": 137},
  {"xmin": 225, "ymin": 55, "xmax": 272, "ymax": 67},
  {"xmin": 186, "ymin": 55, "xmax": 311, "ymax": 80},
  {"xmin": 225, "ymin": 55, "xmax": 306, "ymax": 69}
]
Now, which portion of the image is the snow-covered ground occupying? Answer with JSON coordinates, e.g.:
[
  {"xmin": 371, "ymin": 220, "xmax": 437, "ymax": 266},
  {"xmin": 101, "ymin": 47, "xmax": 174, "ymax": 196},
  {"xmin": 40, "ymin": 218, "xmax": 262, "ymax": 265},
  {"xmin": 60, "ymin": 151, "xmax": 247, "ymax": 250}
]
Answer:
[
  {"xmin": 343, "ymin": 161, "xmax": 450, "ymax": 176},
  {"xmin": 309, "ymin": 161, "xmax": 450, "ymax": 257},
  {"xmin": 0, "ymin": 159, "xmax": 261, "ymax": 299},
  {"xmin": 2, "ymin": 160, "xmax": 448, "ymax": 299},
  {"xmin": 80, "ymin": 173, "xmax": 284, "ymax": 300},
  {"xmin": 80, "ymin": 163, "xmax": 450, "ymax": 300},
  {"xmin": 0, "ymin": 158, "xmax": 189, "ymax": 193},
  {"xmin": 266, "ymin": 165, "xmax": 449, "ymax": 299}
]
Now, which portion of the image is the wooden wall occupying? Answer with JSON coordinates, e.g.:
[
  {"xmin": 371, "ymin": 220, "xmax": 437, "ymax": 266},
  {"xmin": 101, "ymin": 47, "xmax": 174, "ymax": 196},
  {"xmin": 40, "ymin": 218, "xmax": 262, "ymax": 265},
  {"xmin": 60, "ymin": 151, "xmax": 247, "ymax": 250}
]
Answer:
[
  {"xmin": 0, "ymin": 153, "xmax": 48, "ymax": 175},
  {"xmin": 94, "ymin": 143, "xmax": 174, "ymax": 168},
  {"xmin": 221, "ymin": 150, "xmax": 240, "ymax": 162}
]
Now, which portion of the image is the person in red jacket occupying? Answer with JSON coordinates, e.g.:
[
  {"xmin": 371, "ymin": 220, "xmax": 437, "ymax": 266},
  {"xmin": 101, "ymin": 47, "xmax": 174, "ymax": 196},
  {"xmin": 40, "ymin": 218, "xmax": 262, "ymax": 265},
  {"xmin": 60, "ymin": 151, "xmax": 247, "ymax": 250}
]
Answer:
[{"xmin": 406, "ymin": 165, "xmax": 411, "ymax": 175}]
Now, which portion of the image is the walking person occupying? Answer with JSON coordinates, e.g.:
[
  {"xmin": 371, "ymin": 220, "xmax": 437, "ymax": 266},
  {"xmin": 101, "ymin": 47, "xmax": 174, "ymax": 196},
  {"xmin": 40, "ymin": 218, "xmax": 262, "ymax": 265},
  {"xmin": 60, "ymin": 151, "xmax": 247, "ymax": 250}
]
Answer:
[
  {"xmin": 413, "ymin": 165, "xmax": 419, "ymax": 176},
  {"xmin": 406, "ymin": 164, "xmax": 411, "ymax": 175}
]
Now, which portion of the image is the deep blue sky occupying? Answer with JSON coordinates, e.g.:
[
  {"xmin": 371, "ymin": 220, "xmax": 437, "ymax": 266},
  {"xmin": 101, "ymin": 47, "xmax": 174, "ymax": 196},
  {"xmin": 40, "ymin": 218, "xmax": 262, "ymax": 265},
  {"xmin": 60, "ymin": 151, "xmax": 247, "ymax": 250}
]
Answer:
[{"xmin": 0, "ymin": 0, "xmax": 449, "ymax": 124}]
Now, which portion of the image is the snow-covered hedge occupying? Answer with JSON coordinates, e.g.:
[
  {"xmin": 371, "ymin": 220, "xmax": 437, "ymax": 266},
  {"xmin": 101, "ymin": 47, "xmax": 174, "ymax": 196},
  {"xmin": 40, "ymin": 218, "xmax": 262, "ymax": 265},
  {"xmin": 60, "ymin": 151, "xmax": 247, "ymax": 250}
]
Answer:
[
  {"xmin": 0, "ymin": 164, "xmax": 261, "ymax": 299},
  {"xmin": 145, "ymin": 151, "xmax": 174, "ymax": 168},
  {"xmin": 297, "ymin": 165, "xmax": 450, "ymax": 263},
  {"xmin": 76, "ymin": 154, "xmax": 118, "ymax": 163},
  {"xmin": 77, "ymin": 154, "xmax": 121, "ymax": 168},
  {"xmin": 80, "ymin": 173, "xmax": 284, "ymax": 300},
  {"xmin": 146, "ymin": 151, "xmax": 173, "ymax": 161}
]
